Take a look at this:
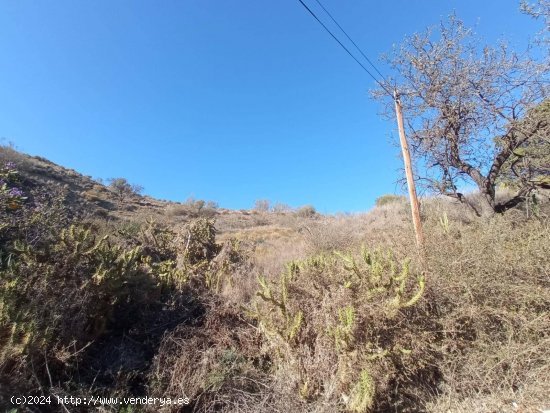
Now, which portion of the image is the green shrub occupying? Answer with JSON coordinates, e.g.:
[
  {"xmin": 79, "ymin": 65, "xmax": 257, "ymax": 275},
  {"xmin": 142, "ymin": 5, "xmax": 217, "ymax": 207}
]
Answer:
[
  {"xmin": 0, "ymin": 224, "xmax": 167, "ymax": 362},
  {"xmin": 107, "ymin": 177, "xmax": 143, "ymax": 202},
  {"xmin": 375, "ymin": 194, "xmax": 406, "ymax": 207},
  {"xmin": 248, "ymin": 247, "xmax": 435, "ymax": 411},
  {"xmin": 0, "ymin": 167, "xmax": 193, "ymax": 403},
  {"xmin": 174, "ymin": 218, "xmax": 219, "ymax": 267}
]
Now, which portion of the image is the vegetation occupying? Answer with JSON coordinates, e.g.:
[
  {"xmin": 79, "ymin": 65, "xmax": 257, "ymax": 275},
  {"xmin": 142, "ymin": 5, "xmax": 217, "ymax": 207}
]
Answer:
[
  {"xmin": 374, "ymin": 194, "xmax": 406, "ymax": 207},
  {"xmin": 166, "ymin": 197, "xmax": 218, "ymax": 218},
  {"xmin": 254, "ymin": 199, "xmax": 271, "ymax": 212},
  {"xmin": 249, "ymin": 249, "xmax": 428, "ymax": 411},
  {"xmin": 253, "ymin": 199, "xmax": 317, "ymax": 218},
  {"xmin": 0, "ymin": 161, "xmax": 26, "ymax": 211},
  {"xmin": 375, "ymin": 15, "xmax": 549, "ymax": 214},
  {"xmin": 1, "ymin": 150, "xmax": 548, "ymax": 412},
  {"xmin": 295, "ymin": 204, "xmax": 317, "ymax": 218},
  {"xmin": 108, "ymin": 177, "xmax": 144, "ymax": 203},
  {"xmin": 521, "ymin": 0, "xmax": 550, "ymax": 46},
  {"xmin": 498, "ymin": 100, "xmax": 550, "ymax": 191},
  {"xmin": 272, "ymin": 202, "xmax": 292, "ymax": 213}
]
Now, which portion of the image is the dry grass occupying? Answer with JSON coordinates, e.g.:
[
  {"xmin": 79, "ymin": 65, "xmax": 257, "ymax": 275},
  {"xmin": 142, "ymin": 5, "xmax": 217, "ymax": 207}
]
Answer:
[
  {"xmin": 301, "ymin": 215, "xmax": 362, "ymax": 253},
  {"xmin": 216, "ymin": 225, "xmax": 308, "ymax": 303},
  {"xmin": 148, "ymin": 300, "xmax": 267, "ymax": 413},
  {"xmin": 422, "ymin": 214, "xmax": 550, "ymax": 413}
]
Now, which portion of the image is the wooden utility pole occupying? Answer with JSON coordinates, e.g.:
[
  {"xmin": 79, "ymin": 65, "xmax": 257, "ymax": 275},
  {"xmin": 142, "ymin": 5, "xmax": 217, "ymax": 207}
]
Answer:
[{"xmin": 394, "ymin": 90, "xmax": 424, "ymax": 249}]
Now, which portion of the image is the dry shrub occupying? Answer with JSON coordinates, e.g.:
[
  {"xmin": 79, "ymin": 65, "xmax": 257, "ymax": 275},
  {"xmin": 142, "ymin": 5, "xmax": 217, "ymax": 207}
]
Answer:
[
  {"xmin": 354, "ymin": 198, "xmax": 550, "ymax": 411},
  {"xmin": 422, "ymin": 213, "xmax": 550, "ymax": 412},
  {"xmin": 215, "ymin": 211, "xmax": 257, "ymax": 233},
  {"xmin": 209, "ymin": 238, "xmax": 257, "ymax": 304},
  {"xmin": 3, "ymin": 147, "xmax": 549, "ymax": 412},
  {"xmin": 165, "ymin": 203, "xmax": 191, "ymax": 217},
  {"xmin": 363, "ymin": 199, "xmax": 411, "ymax": 232},
  {"xmin": 245, "ymin": 201, "xmax": 549, "ymax": 412},
  {"xmin": 420, "ymin": 196, "xmax": 479, "ymax": 225},
  {"xmin": 253, "ymin": 234, "xmax": 308, "ymax": 282},
  {"xmin": 82, "ymin": 184, "xmax": 109, "ymax": 202},
  {"xmin": 272, "ymin": 202, "xmax": 292, "ymax": 213},
  {"xmin": 375, "ymin": 194, "xmax": 407, "ymax": 207},
  {"xmin": 222, "ymin": 225, "xmax": 307, "ymax": 284},
  {"xmin": 295, "ymin": 205, "xmax": 317, "ymax": 218},
  {"xmin": 173, "ymin": 218, "xmax": 219, "ymax": 268},
  {"xmin": 148, "ymin": 301, "xmax": 270, "ymax": 413},
  {"xmin": 166, "ymin": 199, "xmax": 218, "ymax": 219},
  {"xmin": 301, "ymin": 216, "xmax": 362, "ymax": 254}
]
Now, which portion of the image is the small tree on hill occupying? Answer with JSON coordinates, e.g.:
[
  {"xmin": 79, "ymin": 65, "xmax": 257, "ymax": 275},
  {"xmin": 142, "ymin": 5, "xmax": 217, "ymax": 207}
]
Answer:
[
  {"xmin": 254, "ymin": 199, "xmax": 271, "ymax": 212},
  {"xmin": 184, "ymin": 197, "xmax": 205, "ymax": 213},
  {"xmin": 108, "ymin": 178, "xmax": 143, "ymax": 203},
  {"xmin": 296, "ymin": 205, "xmax": 317, "ymax": 218}
]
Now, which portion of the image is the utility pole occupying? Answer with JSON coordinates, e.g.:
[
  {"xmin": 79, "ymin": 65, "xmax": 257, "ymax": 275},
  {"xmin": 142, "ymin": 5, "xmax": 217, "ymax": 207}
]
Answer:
[{"xmin": 394, "ymin": 90, "xmax": 424, "ymax": 249}]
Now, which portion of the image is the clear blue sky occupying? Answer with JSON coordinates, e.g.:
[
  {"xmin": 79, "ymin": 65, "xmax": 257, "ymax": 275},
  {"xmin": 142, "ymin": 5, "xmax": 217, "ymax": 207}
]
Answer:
[{"xmin": 0, "ymin": 0, "xmax": 541, "ymax": 212}]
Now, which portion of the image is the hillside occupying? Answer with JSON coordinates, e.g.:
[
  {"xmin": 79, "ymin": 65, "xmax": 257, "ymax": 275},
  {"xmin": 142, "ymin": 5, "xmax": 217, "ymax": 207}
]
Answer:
[
  {"xmin": 0, "ymin": 146, "xmax": 326, "ymax": 237},
  {"xmin": 1, "ymin": 146, "xmax": 549, "ymax": 413}
]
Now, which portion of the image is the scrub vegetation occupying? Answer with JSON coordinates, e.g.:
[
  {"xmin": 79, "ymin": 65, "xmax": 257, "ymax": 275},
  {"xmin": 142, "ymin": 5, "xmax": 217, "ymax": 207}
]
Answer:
[{"xmin": 1, "ymin": 145, "xmax": 549, "ymax": 413}]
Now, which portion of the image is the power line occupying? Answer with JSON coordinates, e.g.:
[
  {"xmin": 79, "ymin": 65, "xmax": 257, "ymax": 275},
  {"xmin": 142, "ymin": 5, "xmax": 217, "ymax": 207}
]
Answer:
[
  {"xmin": 312, "ymin": 0, "xmax": 388, "ymax": 83},
  {"xmin": 297, "ymin": 1, "xmax": 550, "ymax": 94},
  {"xmin": 296, "ymin": 0, "xmax": 394, "ymax": 97}
]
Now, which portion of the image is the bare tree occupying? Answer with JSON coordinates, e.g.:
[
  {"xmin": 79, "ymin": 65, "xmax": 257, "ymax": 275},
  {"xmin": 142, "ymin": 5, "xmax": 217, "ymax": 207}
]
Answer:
[
  {"xmin": 254, "ymin": 199, "xmax": 271, "ymax": 212},
  {"xmin": 521, "ymin": 0, "xmax": 550, "ymax": 46},
  {"xmin": 374, "ymin": 15, "xmax": 549, "ymax": 214}
]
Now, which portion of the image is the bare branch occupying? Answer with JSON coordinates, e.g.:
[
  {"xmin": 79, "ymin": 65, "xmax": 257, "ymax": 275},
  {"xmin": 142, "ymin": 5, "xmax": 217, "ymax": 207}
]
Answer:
[{"xmin": 373, "ymin": 14, "xmax": 550, "ymax": 213}]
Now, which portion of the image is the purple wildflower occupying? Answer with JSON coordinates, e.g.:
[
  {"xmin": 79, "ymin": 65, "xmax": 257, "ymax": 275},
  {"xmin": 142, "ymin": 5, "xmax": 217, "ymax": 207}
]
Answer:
[
  {"xmin": 8, "ymin": 187, "xmax": 24, "ymax": 197},
  {"xmin": 5, "ymin": 161, "xmax": 16, "ymax": 170}
]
